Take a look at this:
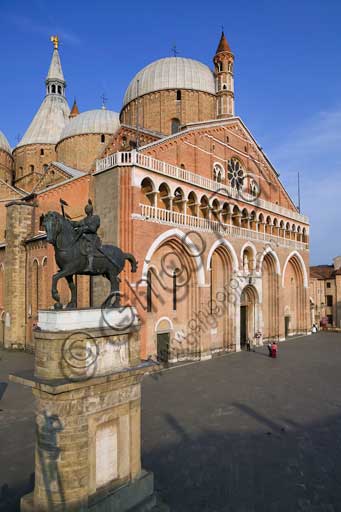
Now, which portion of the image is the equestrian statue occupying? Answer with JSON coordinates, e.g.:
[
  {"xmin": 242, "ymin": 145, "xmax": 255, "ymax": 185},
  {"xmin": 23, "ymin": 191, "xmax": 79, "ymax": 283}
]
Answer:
[{"xmin": 42, "ymin": 199, "xmax": 138, "ymax": 309}]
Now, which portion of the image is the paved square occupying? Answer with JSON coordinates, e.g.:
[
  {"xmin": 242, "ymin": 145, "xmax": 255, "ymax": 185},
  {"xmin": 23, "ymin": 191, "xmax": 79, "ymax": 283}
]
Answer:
[{"xmin": 1, "ymin": 333, "xmax": 341, "ymax": 511}]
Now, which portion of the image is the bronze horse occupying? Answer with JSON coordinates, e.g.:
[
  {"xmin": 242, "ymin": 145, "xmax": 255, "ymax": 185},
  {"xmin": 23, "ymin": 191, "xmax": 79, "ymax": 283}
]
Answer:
[{"xmin": 42, "ymin": 211, "xmax": 137, "ymax": 309}]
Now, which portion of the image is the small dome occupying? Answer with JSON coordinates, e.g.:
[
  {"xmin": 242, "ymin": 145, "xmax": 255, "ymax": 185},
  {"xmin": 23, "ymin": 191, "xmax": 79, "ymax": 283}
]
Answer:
[
  {"xmin": 0, "ymin": 131, "xmax": 11, "ymax": 154},
  {"xmin": 59, "ymin": 109, "xmax": 120, "ymax": 141},
  {"xmin": 123, "ymin": 57, "xmax": 215, "ymax": 107}
]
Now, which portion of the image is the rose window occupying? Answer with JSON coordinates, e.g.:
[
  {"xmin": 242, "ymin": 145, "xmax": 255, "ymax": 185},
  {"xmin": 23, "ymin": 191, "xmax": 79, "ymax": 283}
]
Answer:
[{"xmin": 228, "ymin": 158, "xmax": 244, "ymax": 189}]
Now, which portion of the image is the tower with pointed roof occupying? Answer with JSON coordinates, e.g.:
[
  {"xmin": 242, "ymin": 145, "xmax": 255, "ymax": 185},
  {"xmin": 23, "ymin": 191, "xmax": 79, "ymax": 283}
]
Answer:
[
  {"xmin": 213, "ymin": 31, "xmax": 235, "ymax": 118},
  {"xmin": 69, "ymin": 99, "xmax": 80, "ymax": 119},
  {"xmin": 13, "ymin": 36, "xmax": 70, "ymax": 192}
]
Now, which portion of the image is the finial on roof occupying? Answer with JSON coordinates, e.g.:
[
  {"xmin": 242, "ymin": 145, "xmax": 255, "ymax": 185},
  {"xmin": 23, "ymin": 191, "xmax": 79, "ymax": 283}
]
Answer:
[
  {"xmin": 101, "ymin": 93, "xmax": 108, "ymax": 110},
  {"xmin": 171, "ymin": 44, "xmax": 179, "ymax": 57},
  {"xmin": 50, "ymin": 35, "xmax": 59, "ymax": 50}
]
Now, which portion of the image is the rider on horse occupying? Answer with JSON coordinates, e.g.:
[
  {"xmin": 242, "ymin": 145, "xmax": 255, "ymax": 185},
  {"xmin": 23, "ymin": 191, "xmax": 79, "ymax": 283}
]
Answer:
[{"xmin": 71, "ymin": 199, "xmax": 101, "ymax": 272}]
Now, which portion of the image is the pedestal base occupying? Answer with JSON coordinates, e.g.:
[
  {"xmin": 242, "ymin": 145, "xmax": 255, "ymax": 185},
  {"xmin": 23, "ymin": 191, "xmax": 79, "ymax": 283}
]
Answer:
[{"xmin": 21, "ymin": 470, "xmax": 157, "ymax": 512}]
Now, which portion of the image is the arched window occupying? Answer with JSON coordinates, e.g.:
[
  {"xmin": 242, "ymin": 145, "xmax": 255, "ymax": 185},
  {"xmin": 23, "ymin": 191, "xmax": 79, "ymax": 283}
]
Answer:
[
  {"xmin": 213, "ymin": 163, "xmax": 225, "ymax": 183},
  {"xmin": 141, "ymin": 177, "xmax": 155, "ymax": 206},
  {"xmin": 58, "ymin": 86, "xmax": 62, "ymax": 94},
  {"xmin": 187, "ymin": 191, "xmax": 198, "ymax": 216},
  {"xmin": 176, "ymin": 90, "xmax": 181, "ymax": 101},
  {"xmin": 101, "ymin": 134, "xmax": 105, "ymax": 143},
  {"xmin": 250, "ymin": 179, "xmax": 259, "ymax": 196},
  {"xmin": 212, "ymin": 199, "xmax": 220, "ymax": 221},
  {"xmin": 199, "ymin": 195, "xmax": 209, "ymax": 219},
  {"xmin": 31, "ymin": 260, "xmax": 39, "ymax": 320},
  {"xmin": 51, "ymin": 85, "xmax": 56, "ymax": 94},
  {"xmin": 173, "ymin": 187, "xmax": 184, "ymax": 213},
  {"xmin": 147, "ymin": 269, "xmax": 152, "ymax": 312},
  {"xmin": 40, "ymin": 148, "xmax": 44, "ymax": 156},
  {"xmin": 172, "ymin": 269, "xmax": 179, "ymax": 311},
  {"xmin": 18, "ymin": 166, "xmax": 23, "ymax": 177},
  {"xmin": 29, "ymin": 165, "xmax": 34, "ymax": 173},
  {"xmin": 158, "ymin": 183, "xmax": 171, "ymax": 210},
  {"xmin": 218, "ymin": 62, "xmax": 223, "ymax": 72},
  {"xmin": 171, "ymin": 118, "xmax": 180, "ymax": 134}
]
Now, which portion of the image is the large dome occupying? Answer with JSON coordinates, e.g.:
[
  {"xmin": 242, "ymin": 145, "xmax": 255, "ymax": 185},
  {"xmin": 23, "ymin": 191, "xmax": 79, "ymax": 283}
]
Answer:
[
  {"xmin": 59, "ymin": 109, "xmax": 120, "ymax": 141},
  {"xmin": 0, "ymin": 131, "xmax": 11, "ymax": 154},
  {"xmin": 123, "ymin": 57, "xmax": 215, "ymax": 107}
]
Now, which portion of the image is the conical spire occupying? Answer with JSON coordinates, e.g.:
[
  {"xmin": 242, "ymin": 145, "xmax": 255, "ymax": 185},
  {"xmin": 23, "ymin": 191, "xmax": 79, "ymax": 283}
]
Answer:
[
  {"xmin": 216, "ymin": 31, "xmax": 232, "ymax": 54},
  {"xmin": 0, "ymin": 130, "xmax": 11, "ymax": 154},
  {"xmin": 47, "ymin": 48, "xmax": 65, "ymax": 82},
  {"xmin": 16, "ymin": 37, "xmax": 70, "ymax": 148},
  {"xmin": 45, "ymin": 36, "xmax": 66, "ymax": 97},
  {"xmin": 69, "ymin": 99, "xmax": 80, "ymax": 118}
]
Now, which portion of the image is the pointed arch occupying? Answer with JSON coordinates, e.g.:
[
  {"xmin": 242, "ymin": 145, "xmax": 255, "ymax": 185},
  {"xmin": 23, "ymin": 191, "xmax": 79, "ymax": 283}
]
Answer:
[
  {"xmin": 261, "ymin": 249, "xmax": 280, "ymax": 341},
  {"xmin": 282, "ymin": 251, "xmax": 308, "ymax": 288},
  {"xmin": 207, "ymin": 239, "xmax": 238, "ymax": 272},
  {"xmin": 142, "ymin": 228, "xmax": 205, "ymax": 286},
  {"xmin": 258, "ymin": 246, "xmax": 281, "ymax": 275}
]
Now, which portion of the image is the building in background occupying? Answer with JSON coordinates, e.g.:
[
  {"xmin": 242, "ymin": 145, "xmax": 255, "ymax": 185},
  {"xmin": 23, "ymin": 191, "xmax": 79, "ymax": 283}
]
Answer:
[
  {"xmin": 0, "ymin": 33, "xmax": 311, "ymax": 357},
  {"xmin": 310, "ymin": 256, "xmax": 341, "ymax": 328}
]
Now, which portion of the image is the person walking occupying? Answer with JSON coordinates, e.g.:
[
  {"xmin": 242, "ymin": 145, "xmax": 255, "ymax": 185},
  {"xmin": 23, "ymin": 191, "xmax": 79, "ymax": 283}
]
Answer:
[{"xmin": 267, "ymin": 342, "xmax": 272, "ymax": 357}]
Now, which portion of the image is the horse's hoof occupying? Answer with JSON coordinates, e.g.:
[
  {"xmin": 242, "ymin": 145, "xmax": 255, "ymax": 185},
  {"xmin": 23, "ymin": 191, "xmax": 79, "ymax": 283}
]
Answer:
[
  {"xmin": 54, "ymin": 302, "xmax": 63, "ymax": 310},
  {"xmin": 66, "ymin": 302, "xmax": 76, "ymax": 310}
]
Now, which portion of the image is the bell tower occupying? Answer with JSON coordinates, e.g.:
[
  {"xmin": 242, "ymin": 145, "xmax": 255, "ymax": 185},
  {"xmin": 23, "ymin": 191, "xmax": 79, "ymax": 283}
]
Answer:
[
  {"xmin": 213, "ymin": 31, "xmax": 235, "ymax": 118},
  {"xmin": 46, "ymin": 35, "xmax": 66, "ymax": 97}
]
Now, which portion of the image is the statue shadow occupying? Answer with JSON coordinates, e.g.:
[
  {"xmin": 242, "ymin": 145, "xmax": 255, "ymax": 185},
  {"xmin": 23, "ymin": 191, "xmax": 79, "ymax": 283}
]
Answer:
[{"xmin": 36, "ymin": 410, "xmax": 66, "ymax": 511}]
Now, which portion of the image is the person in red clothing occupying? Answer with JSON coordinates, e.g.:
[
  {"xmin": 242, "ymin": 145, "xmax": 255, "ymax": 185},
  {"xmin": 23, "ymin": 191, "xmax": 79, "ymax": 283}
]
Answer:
[{"xmin": 271, "ymin": 341, "xmax": 278, "ymax": 358}]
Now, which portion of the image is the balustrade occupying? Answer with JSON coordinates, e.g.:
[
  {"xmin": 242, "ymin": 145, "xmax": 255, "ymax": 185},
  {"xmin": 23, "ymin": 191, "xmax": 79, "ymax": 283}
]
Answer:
[
  {"xmin": 96, "ymin": 151, "xmax": 309, "ymax": 224},
  {"xmin": 137, "ymin": 204, "xmax": 308, "ymax": 251}
]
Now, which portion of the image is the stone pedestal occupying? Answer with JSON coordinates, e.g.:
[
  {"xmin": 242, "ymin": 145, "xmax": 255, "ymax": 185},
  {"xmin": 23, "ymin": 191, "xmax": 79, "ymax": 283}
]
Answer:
[{"xmin": 10, "ymin": 308, "xmax": 157, "ymax": 512}]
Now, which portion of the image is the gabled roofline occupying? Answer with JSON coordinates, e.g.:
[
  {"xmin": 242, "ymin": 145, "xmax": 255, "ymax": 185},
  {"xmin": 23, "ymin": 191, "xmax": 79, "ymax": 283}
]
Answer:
[
  {"xmin": 36, "ymin": 173, "xmax": 89, "ymax": 196},
  {"xmin": 138, "ymin": 116, "xmax": 298, "ymax": 212},
  {"xmin": 0, "ymin": 179, "xmax": 26, "ymax": 196}
]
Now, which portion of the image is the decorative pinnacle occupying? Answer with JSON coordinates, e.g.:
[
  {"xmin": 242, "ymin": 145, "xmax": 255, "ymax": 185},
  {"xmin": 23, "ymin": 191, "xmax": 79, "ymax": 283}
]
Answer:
[{"xmin": 50, "ymin": 35, "xmax": 59, "ymax": 50}]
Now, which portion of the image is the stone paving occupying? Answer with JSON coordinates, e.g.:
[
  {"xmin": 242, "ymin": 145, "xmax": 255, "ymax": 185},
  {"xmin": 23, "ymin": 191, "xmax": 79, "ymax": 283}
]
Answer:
[{"xmin": 1, "ymin": 332, "xmax": 341, "ymax": 511}]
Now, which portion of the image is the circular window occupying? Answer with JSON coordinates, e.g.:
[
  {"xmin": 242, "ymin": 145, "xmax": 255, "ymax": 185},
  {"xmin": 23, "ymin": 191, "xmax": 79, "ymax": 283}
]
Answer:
[{"xmin": 228, "ymin": 158, "xmax": 244, "ymax": 189}]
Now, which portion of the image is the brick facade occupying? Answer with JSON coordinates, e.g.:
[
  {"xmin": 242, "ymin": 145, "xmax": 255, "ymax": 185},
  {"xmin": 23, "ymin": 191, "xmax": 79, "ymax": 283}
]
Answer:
[
  {"xmin": 120, "ymin": 89, "xmax": 216, "ymax": 136},
  {"xmin": 0, "ymin": 33, "xmax": 311, "ymax": 355}
]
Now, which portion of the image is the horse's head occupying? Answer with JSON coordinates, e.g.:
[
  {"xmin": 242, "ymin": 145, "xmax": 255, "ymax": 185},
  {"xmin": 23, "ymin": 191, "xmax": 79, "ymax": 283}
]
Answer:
[{"xmin": 42, "ymin": 211, "xmax": 63, "ymax": 245}]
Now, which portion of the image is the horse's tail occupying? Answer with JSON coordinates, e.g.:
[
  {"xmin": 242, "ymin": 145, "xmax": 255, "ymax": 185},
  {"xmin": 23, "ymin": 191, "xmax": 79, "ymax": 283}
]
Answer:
[{"xmin": 124, "ymin": 252, "xmax": 138, "ymax": 273}]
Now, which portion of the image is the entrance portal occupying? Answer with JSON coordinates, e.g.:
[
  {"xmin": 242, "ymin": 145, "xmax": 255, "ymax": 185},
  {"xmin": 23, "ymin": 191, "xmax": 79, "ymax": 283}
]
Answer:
[
  {"xmin": 157, "ymin": 332, "xmax": 170, "ymax": 363},
  {"xmin": 285, "ymin": 316, "xmax": 290, "ymax": 338},
  {"xmin": 240, "ymin": 285, "xmax": 259, "ymax": 349},
  {"xmin": 240, "ymin": 305, "xmax": 248, "ymax": 348}
]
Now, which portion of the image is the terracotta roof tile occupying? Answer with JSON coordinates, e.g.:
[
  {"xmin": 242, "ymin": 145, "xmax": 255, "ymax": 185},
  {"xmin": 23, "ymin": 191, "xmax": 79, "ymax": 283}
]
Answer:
[
  {"xmin": 216, "ymin": 32, "xmax": 232, "ymax": 54},
  {"xmin": 310, "ymin": 265, "xmax": 334, "ymax": 279}
]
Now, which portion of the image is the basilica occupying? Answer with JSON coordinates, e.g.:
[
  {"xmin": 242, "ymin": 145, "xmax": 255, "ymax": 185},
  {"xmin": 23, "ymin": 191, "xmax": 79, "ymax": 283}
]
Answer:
[{"xmin": 0, "ymin": 33, "xmax": 310, "ymax": 359}]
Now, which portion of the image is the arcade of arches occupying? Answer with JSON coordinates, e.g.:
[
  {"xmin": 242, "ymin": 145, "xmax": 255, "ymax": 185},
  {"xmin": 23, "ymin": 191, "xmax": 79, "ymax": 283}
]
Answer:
[{"xmin": 138, "ymin": 233, "xmax": 309, "ymax": 362}]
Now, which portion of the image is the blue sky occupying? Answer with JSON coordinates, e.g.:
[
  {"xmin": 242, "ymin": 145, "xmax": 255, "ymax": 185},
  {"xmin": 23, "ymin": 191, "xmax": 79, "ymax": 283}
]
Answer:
[{"xmin": 1, "ymin": 0, "xmax": 340, "ymax": 265}]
